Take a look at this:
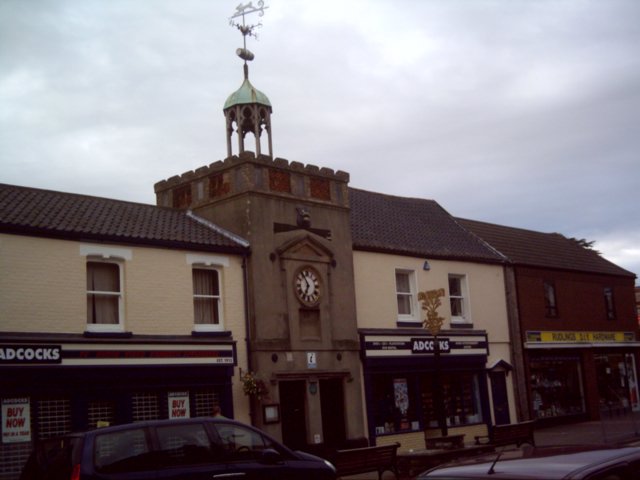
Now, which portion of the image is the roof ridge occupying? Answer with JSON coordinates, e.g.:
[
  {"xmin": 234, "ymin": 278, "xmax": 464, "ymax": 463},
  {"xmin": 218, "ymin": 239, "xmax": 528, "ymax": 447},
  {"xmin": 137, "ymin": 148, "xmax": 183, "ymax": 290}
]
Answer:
[
  {"xmin": 186, "ymin": 211, "xmax": 250, "ymax": 248},
  {"xmin": 0, "ymin": 182, "xmax": 161, "ymax": 211},
  {"xmin": 452, "ymin": 218, "xmax": 510, "ymax": 262},
  {"xmin": 348, "ymin": 186, "xmax": 437, "ymax": 203}
]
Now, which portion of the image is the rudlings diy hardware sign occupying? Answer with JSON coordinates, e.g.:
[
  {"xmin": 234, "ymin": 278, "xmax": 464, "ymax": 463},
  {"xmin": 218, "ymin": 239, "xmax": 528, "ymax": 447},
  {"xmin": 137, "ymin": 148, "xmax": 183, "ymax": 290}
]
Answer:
[{"xmin": 2, "ymin": 398, "xmax": 31, "ymax": 443}]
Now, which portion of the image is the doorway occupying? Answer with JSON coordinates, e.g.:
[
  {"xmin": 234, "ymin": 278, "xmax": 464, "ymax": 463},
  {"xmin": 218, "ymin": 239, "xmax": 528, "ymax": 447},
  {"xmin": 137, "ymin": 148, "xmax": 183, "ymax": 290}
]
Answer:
[
  {"xmin": 279, "ymin": 380, "xmax": 307, "ymax": 449},
  {"xmin": 489, "ymin": 371, "xmax": 510, "ymax": 425},
  {"xmin": 320, "ymin": 378, "xmax": 346, "ymax": 447}
]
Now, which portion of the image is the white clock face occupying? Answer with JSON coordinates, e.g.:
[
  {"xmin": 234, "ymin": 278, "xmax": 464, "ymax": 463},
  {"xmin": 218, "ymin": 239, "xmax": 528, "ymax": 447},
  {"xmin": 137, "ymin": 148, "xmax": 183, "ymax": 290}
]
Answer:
[{"xmin": 295, "ymin": 267, "xmax": 321, "ymax": 306}]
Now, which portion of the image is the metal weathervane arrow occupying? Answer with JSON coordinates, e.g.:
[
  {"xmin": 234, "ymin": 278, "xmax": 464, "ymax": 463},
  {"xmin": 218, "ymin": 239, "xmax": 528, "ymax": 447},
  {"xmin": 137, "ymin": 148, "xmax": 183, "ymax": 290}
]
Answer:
[{"xmin": 229, "ymin": 1, "xmax": 269, "ymax": 63}]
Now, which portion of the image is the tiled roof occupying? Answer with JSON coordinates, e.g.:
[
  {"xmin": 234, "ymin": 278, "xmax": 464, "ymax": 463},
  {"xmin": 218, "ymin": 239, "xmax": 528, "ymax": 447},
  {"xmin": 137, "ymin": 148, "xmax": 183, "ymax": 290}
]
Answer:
[
  {"xmin": 0, "ymin": 183, "xmax": 249, "ymax": 253},
  {"xmin": 458, "ymin": 218, "xmax": 635, "ymax": 277},
  {"xmin": 349, "ymin": 188, "xmax": 505, "ymax": 263}
]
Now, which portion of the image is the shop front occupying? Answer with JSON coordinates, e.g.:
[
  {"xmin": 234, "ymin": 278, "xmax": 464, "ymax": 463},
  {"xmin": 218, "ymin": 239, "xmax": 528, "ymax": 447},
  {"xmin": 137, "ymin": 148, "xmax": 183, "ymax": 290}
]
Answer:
[
  {"xmin": 525, "ymin": 331, "xmax": 640, "ymax": 423},
  {"xmin": 360, "ymin": 329, "xmax": 493, "ymax": 448},
  {"xmin": 0, "ymin": 335, "xmax": 237, "ymax": 480}
]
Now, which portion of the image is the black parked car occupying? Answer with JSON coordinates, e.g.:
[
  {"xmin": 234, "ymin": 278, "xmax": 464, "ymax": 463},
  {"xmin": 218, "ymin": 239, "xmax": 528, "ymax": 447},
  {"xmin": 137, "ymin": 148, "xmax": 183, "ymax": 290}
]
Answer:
[
  {"xmin": 418, "ymin": 445, "xmax": 640, "ymax": 480},
  {"xmin": 20, "ymin": 417, "xmax": 336, "ymax": 479}
]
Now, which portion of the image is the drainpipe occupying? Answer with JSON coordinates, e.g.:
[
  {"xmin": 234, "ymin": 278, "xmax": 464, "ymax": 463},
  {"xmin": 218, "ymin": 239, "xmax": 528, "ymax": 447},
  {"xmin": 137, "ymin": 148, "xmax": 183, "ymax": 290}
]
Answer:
[{"xmin": 241, "ymin": 253, "xmax": 255, "ymax": 425}]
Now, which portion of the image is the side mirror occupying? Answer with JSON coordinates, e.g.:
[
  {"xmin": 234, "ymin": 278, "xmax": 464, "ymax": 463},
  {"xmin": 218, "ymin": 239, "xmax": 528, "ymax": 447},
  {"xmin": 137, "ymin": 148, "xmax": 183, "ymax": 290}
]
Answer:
[{"xmin": 260, "ymin": 448, "xmax": 283, "ymax": 465}]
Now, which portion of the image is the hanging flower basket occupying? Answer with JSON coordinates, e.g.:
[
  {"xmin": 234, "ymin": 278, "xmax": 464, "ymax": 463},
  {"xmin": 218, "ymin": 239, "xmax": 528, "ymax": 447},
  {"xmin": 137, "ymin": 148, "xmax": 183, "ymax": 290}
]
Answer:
[{"xmin": 240, "ymin": 369, "xmax": 269, "ymax": 401}]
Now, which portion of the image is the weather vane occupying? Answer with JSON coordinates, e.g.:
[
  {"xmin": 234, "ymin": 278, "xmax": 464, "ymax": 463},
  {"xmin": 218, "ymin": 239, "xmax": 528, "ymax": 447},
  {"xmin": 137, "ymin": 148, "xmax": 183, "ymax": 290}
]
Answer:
[{"xmin": 229, "ymin": 1, "xmax": 269, "ymax": 63}]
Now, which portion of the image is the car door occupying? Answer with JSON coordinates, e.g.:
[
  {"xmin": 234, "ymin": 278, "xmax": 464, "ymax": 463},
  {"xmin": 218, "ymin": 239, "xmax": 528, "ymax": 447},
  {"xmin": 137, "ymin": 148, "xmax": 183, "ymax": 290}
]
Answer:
[
  {"xmin": 210, "ymin": 421, "xmax": 299, "ymax": 479},
  {"xmin": 153, "ymin": 421, "xmax": 227, "ymax": 480}
]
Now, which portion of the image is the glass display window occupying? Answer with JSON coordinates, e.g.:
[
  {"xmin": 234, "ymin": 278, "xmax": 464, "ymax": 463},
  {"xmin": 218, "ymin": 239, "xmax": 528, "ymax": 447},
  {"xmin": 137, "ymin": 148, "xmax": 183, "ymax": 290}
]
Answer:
[
  {"xmin": 595, "ymin": 353, "xmax": 639, "ymax": 413},
  {"xmin": 530, "ymin": 356, "xmax": 585, "ymax": 418},
  {"xmin": 371, "ymin": 374, "xmax": 419, "ymax": 435},
  {"xmin": 421, "ymin": 372, "xmax": 483, "ymax": 428}
]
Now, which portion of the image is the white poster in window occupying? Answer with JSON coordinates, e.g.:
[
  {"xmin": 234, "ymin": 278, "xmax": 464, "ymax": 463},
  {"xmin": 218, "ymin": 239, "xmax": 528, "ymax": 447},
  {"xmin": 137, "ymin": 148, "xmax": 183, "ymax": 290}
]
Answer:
[
  {"xmin": 168, "ymin": 392, "xmax": 190, "ymax": 419},
  {"xmin": 393, "ymin": 378, "xmax": 409, "ymax": 415},
  {"xmin": 2, "ymin": 398, "xmax": 31, "ymax": 443}
]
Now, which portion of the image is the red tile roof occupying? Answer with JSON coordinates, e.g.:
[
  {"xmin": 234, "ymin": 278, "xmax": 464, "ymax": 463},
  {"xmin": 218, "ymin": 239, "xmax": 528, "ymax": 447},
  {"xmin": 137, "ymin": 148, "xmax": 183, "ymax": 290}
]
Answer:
[
  {"xmin": 0, "ymin": 183, "xmax": 248, "ymax": 253},
  {"xmin": 458, "ymin": 217, "xmax": 634, "ymax": 277},
  {"xmin": 349, "ymin": 188, "xmax": 505, "ymax": 263}
]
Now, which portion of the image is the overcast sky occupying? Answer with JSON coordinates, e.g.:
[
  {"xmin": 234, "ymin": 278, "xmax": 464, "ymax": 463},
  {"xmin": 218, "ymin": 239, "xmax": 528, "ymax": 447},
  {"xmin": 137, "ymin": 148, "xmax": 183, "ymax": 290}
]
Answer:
[{"xmin": 1, "ymin": 0, "xmax": 639, "ymax": 280}]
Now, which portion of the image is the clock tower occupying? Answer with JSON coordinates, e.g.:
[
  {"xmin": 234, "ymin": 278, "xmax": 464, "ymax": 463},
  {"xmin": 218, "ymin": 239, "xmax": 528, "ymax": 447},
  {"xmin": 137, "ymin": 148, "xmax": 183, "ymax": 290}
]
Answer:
[{"xmin": 154, "ymin": 2, "xmax": 365, "ymax": 450}]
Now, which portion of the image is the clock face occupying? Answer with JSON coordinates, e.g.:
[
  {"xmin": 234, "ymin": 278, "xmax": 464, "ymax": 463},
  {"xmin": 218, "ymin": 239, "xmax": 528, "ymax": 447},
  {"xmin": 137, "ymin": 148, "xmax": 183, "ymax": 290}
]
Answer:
[{"xmin": 295, "ymin": 267, "xmax": 321, "ymax": 306}]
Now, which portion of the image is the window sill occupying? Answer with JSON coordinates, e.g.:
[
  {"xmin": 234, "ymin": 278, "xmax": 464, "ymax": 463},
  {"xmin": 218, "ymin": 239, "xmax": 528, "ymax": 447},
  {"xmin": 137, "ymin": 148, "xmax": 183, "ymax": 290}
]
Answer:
[
  {"xmin": 83, "ymin": 331, "xmax": 133, "ymax": 339},
  {"xmin": 450, "ymin": 322, "xmax": 473, "ymax": 329},
  {"xmin": 191, "ymin": 330, "xmax": 232, "ymax": 338},
  {"xmin": 397, "ymin": 321, "xmax": 423, "ymax": 328}
]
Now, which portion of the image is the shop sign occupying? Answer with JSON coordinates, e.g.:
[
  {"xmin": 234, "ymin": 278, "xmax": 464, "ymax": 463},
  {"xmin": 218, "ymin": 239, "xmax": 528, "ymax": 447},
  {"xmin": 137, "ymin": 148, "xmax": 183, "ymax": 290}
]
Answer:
[
  {"xmin": 527, "ymin": 331, "xmax": 635, "ymax": 343},
  {"xmin": 168, "ymin": 392, "xmax": 190, "ymax": 419},
  {"xmin": 411, "ymin": 338, "xmax": 451, "ymax": 354},
  {"xmin": 0, "ymin": 345, "xmax": 61, "ymax": 364},
  {"xmin": 2, "ymin": 398, "xmax": 31, "ymax": 443}
]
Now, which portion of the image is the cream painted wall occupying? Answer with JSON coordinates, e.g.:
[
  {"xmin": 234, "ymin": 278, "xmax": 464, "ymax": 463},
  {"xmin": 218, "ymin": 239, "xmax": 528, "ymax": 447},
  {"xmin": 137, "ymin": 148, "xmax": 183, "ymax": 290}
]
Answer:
[
  {"xmin": 0, "ymin": 233, "xmax": 251, "ymax": 422},
  {"xmin": 353, "ymin": 251, "xmax": 509, "ymax": 340},
  {"xmin": 353, "ymin": 250, "xmax": 517, "ymax": 424}
]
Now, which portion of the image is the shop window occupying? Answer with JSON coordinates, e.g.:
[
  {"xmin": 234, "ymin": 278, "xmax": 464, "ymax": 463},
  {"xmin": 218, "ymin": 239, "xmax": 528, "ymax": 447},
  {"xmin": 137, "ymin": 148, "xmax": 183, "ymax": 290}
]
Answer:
[
  {"xmin": 371, "ymin": 375, "xmax": 419, "ymax": 435},
  {"xmin": 192, "ymin": 268, "xmax": 223, "ymax": 331},
  {"xmin": 530, "ymin": 356, "xmax": 585, "ymax": 418},
  {"xmin": 88, "ymin": 400, "xmax": 116, "ymax": 428},
  {"xmin": 37, "ymin": 397, "xmax": 72, "ymax": 439},
  {"xmin": 595, "ymin": 354, "xmax": 638, "ymax": 414},
  {"xmin": 132, "ymin": 393, "xmax": 161, "ymax": 422},
  {"xmin": 448, "ymin": 274, "xmax": 470, "ymax": 324},
  {"xmin": 421, "ymin": 372, "xmax": 483, "ymax": 428},
  {"xmin": 396, "ymin": 270, "xmax": 418, "ymax": 323},
  {"xmin": 194, "ymin": 389, "xmax": 221, "ymax": 418},
  {"xmin": 86, "ymin": 261, "xmax": 124, "ymax": 332},
  {"xmin": 604, "ymin": 287, "xmax": 616, "ymax": 321},
  {"xmin": 543, "ymin": 281, "xmax": 558, "ymax": 317}
]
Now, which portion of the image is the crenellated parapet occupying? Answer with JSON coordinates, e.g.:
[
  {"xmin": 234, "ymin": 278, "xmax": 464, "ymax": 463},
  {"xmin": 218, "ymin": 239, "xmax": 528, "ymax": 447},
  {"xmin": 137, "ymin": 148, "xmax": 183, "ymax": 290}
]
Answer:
[{"xmin": 154, "ymin": 151, "xmax": 350, "ymax": 210}]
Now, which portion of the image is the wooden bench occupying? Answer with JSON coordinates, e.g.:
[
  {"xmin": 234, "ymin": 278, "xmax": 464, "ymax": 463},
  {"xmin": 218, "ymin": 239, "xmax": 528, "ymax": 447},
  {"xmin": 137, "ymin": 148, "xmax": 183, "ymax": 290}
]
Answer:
[
  {"xmin": 474, "ymin": 420, "xmax": 536, "ymax": 447},
  {"xmin": 334, "ymin": 442, "xmax": 400, "ymax": 480},
  {"xmin": 424, "ymin": 433, "xmax": 465, "ymax": 450}
]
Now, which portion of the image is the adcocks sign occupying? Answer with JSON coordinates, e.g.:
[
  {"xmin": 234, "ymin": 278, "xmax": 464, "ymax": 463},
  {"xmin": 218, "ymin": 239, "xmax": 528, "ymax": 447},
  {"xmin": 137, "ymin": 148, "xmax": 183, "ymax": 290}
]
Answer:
[{"xmin": 0, "ymin": 345, "xmax": 62, "ymax": 364}]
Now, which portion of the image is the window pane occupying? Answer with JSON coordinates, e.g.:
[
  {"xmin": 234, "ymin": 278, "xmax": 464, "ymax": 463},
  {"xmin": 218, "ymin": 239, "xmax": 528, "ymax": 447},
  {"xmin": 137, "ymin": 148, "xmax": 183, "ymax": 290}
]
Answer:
[
  {"xmin": 450, "ymin": 298, "xmax": 463, "ymax": 317},
  {"xmin": 395, "ymin": 273, "xmax": 410, "ymax": 293},
  {"xmin": 397, "ymin": 294, "xmax": 412, "ymax": 315},
  {"xmin": 194, "ymin": 298, "xmax": 220, "ymax": 325},
  {"xmin": 448, "ymin": 276, "xmax": 461, "ymax": 296},
  {"xmin": 87, "ymin": 262, "xmax": 120, "ymax": 292},
  {"xmin": 157, "ymin": 423, "xmax": 216, "ymax": 466},
  {"xmin": 94, "ymin": 429, "xmax": 151, "ymax": 472},
  {"xmin": 212, "ymin": 424, "xmax": 271, "ymax": 462},
  {"xmin": 88, "ymin": 294, "xmax": 119, "ymax": 324},
  {"xmin": 544, "ymin": 282, "xmax": 557, "ymax": 317},
  {"xmin": 193, "ymin": 269, "xmax": 219, "ymax": 295}
]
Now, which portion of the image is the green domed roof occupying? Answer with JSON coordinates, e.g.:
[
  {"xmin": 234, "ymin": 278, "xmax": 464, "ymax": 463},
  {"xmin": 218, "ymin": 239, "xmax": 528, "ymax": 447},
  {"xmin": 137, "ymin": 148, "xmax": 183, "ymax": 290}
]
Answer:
[{"xmin": 224, "ymin": 77, "xmax": 272, "ymax": 110}]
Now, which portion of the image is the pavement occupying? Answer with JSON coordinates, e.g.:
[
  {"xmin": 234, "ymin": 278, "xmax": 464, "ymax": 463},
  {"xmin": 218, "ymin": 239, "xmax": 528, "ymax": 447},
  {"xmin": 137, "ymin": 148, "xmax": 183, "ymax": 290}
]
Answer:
[{"xmin": 339, "ymin": 411, "xmax": 640, "ymax": 479}]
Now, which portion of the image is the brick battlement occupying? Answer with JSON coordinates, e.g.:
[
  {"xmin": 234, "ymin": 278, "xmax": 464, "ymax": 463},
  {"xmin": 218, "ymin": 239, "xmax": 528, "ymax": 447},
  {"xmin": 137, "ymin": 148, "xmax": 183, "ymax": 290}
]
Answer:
[{"xmin": 154, "ymin": 151, "xmax": 350, "ymax": 210}]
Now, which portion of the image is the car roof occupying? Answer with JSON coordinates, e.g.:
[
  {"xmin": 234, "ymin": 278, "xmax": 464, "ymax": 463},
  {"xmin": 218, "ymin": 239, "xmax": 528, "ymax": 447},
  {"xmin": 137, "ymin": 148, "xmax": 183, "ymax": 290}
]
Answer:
[{"xmin": 423, "ymin": 446, "xmax": 640, "ymax": 479}]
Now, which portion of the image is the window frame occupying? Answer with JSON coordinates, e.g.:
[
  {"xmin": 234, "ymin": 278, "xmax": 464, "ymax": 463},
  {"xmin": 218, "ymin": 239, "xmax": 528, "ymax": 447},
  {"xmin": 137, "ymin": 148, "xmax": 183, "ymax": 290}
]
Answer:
[
  {"xmin": 187, "ymin": 254, "xmax": 229, "ymax": 333},
  {"xmin": 192, "ymin": 267, "xmax": 224, "ymax": 332},
  {"xmin": 544, "ymin": 281, "xmax": 558, "ymax": 317},
  {"xmin": 604, "ymin": 287, "xmax": 616, "ymax": 321},
  {"xmin": 85, "ymin": 259, "xmax": 125, "ymax": 333},
  {"xmin": 448, "ymin": 274, "xmax": 470, "ymax": 324},
  {"xmin": 395, "ymin": 269, "xmax": 419, "ymax": 324},
  {"xmin": 81, "ymin": 244, "xmax": 131, "ymax": 333}
]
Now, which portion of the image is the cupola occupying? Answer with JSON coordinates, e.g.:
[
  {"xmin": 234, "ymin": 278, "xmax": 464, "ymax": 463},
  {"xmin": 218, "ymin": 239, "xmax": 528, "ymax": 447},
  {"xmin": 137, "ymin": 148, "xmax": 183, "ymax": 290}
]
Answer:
[{"xmin": 224, "ymin": 3, "xmax": 273, "ymax": 158}]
